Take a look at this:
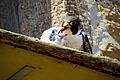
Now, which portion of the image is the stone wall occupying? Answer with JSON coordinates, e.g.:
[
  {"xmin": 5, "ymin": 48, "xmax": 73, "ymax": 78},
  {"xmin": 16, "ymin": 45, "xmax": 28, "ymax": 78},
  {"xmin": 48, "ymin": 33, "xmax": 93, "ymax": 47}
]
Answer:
[
  {"xmin": 18, "ymin": 0, "xmax": 51, "ymax": 38},
  {"xmin": 0, "ymin": 0, "xmax": 20, "ymax": 33},
  {"xmin": 0, "ymin": 0, "xmax": 51, "ymax": 38},
  {"xmin": 51, "ymin": 0, "xmax": 67, "ymax": 27},
  {"xmin": 96, "ymin": 0, "xmax": 120, "ymax": 59}
]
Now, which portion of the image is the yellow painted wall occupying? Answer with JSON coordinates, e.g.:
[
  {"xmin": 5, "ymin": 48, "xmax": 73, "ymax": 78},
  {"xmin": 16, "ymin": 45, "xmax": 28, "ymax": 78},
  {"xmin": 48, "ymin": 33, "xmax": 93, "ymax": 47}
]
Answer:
[{"xmin": 0, "ymin": 43, "xmax": 119, "ymax": 80}]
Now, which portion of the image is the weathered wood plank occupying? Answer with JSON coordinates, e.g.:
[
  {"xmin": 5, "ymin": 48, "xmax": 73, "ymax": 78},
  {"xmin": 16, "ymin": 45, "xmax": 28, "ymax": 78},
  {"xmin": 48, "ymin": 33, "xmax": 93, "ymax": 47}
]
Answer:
[{"xmin": 0, "ymin": 28, "xmax": 120, "ymax": 77}]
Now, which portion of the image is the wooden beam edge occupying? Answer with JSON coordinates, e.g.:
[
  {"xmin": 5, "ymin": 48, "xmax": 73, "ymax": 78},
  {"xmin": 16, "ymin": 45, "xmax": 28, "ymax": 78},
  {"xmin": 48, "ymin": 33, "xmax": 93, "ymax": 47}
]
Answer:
[{"xmin": 0, "ymin": 28, "xmax": 120, "ymax": 76}]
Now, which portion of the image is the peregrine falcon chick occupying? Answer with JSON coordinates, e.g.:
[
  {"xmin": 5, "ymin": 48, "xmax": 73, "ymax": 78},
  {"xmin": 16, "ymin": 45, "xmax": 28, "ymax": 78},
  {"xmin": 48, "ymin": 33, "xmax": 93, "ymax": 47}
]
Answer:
[{"xmin": 40, "ymin": 27, "xmax": 67, "ymax": 45}]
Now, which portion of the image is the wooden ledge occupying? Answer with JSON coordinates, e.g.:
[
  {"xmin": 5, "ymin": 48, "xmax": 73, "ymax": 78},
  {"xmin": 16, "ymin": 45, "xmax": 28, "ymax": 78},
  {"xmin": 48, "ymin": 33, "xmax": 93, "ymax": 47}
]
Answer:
[{"xmin": 0, "ymin": 28, "xmax": 120, "ymax": 76}]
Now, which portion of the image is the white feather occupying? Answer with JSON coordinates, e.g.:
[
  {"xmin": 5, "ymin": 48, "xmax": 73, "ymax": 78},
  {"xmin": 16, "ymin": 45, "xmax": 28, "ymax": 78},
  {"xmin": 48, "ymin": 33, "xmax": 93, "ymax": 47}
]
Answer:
[
  {"xmin": 40, "ymin": 27, "xmax": 65, "ymax": 45},
  {"xmin": 61, "ymin": 30, "xmax": 83, "ymax": 50}
]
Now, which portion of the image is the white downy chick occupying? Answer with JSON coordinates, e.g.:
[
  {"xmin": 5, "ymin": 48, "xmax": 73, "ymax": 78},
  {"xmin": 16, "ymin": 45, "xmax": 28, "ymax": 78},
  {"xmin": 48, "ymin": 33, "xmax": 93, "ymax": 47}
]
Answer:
[{"xmin": 40, "ymin": 27, "xmax": 67, "ymax": 45}]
